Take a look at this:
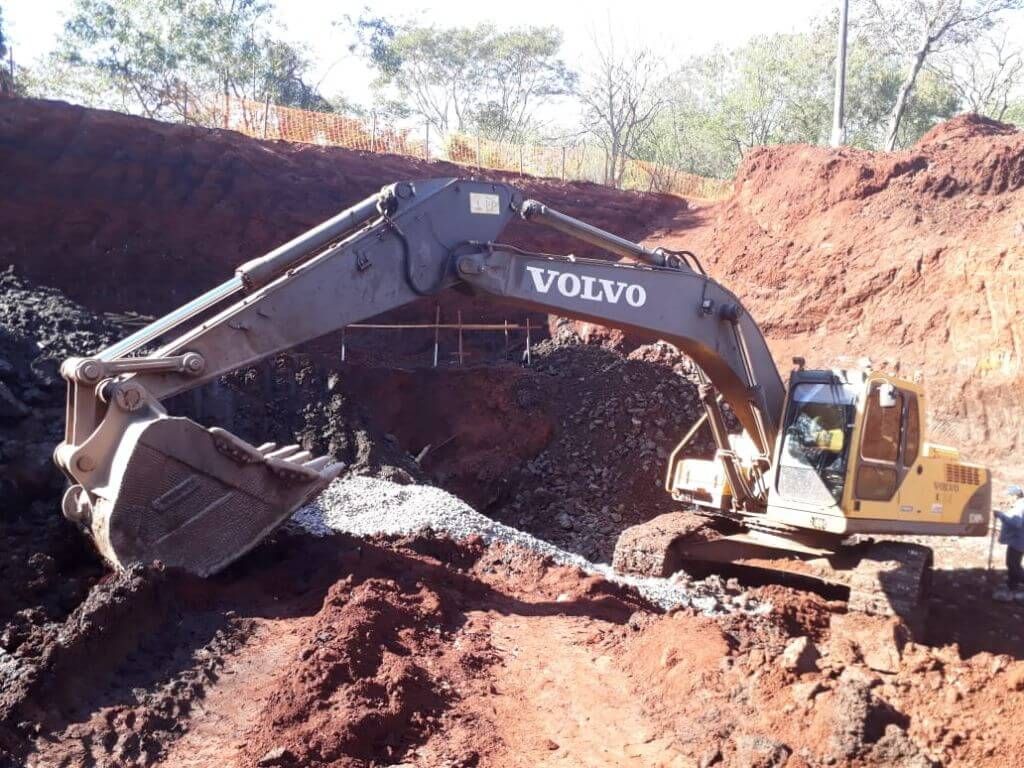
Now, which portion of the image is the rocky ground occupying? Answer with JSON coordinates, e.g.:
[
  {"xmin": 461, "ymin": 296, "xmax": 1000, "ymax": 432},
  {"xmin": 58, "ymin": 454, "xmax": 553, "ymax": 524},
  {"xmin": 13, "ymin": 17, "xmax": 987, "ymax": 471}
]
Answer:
[{"xmin": 2, "ymin": 98, "xmax": 1024, "ymax": 767}]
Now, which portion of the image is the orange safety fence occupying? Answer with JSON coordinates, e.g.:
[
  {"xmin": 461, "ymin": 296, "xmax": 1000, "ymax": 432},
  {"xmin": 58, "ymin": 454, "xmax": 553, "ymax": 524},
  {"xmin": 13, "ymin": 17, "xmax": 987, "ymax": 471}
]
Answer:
[{"xmin": 188, "ymin": 92, "xmax": 731, "ymax": 201}]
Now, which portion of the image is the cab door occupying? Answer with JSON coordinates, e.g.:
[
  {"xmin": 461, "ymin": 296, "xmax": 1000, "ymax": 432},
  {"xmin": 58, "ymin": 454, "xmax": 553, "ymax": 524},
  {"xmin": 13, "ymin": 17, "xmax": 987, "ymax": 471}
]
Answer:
[
  {"xmin": 896, "ymin": 394, "xmax": 924, "ymax": 516},
  {"xmin": 852, "ymin": 382, "xmax": 904, "ymax": 515}
]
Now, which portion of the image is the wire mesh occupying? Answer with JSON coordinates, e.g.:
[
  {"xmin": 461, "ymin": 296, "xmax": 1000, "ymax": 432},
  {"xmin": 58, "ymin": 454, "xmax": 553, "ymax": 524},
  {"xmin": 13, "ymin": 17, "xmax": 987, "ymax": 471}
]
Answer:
[{"xmin": 185, "ymin": 91, "xmax": 730, "ymax": 201}]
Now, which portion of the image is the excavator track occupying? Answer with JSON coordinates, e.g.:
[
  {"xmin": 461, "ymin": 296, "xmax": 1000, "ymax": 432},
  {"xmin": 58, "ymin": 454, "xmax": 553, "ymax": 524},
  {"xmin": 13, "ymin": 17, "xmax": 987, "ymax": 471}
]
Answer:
[{"xmin": 613, "ymin": 512, "xmax": 933, "ymax": 631}]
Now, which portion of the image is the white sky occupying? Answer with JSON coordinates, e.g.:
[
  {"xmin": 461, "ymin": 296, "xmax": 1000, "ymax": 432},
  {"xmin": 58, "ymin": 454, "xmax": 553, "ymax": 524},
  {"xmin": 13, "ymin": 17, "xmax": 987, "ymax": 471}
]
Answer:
[{"xmin": 4, "ymin": 0, "xmax": 830, "ymax": 106}]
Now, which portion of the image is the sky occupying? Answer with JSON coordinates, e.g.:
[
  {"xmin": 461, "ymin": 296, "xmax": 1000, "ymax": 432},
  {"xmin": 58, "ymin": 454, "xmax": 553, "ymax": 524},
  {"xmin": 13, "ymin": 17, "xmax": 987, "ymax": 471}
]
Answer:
[{"xmin": 3, "ymin": 0, "xmax": 830, "ymax": 107}]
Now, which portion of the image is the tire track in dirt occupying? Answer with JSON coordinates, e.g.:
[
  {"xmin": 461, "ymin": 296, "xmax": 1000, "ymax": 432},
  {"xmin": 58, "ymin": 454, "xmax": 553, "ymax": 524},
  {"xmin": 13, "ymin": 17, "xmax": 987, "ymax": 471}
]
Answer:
[{"xmin": 158, "ymin": 617, "xmax": 310, "ymax": 767}]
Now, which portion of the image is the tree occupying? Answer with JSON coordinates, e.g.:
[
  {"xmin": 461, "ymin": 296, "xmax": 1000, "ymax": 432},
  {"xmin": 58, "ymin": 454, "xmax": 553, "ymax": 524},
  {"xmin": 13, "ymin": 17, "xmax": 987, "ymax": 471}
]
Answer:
[
  {"xmin": 0, "ymin": 3, "xmax": 11, "ymax": 97},
  {"xmin": 639, "ymin": 14, "xmax": 960, "ymax": 178},
  {"xmin": 935, "ymin": 32, "xmax": 1024, "ymax": 118},
  {"xmin": 576, "ymin": 31, "xmax": 665, "ymax": 187},
  {"xmin": 864, "ymin": 0, "xmax": 1023, "ymax": 150},
  {"xmin": 350, "ymin": 16, "xmax": 574, "ymax": 142},
  {"xmin": 35, "ymin": 0, "xmax": 328, "ymax": 122}
]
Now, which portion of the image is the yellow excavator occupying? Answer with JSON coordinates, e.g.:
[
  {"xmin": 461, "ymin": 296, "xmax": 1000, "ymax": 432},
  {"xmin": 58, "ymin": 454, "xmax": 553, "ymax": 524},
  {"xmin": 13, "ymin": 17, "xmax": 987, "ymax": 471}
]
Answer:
[{"xmin": 54, "ymin": 178, "xmax": 990, "ymax": 622}]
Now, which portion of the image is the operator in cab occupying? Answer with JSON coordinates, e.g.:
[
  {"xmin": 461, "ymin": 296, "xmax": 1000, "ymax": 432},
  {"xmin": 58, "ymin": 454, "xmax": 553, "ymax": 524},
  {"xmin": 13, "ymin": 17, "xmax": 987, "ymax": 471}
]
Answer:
[{"xmin": 994, "ymin": 485, "xmax": 1024, "ymax": 602}]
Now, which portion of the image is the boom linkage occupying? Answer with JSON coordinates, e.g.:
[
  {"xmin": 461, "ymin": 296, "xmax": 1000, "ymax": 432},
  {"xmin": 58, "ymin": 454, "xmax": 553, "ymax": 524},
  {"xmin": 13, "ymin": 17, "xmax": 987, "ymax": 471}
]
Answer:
[{"xmin": 56, "ymin": 177, "xmax": 785, "ymax": 576}]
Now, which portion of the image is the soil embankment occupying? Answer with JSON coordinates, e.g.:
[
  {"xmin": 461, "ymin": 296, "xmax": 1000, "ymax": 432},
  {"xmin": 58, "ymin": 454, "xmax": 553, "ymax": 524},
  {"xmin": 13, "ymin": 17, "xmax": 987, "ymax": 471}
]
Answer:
[{"xmin": 656, "ymin": 114, "xmax": 1024, "ymax": 473}]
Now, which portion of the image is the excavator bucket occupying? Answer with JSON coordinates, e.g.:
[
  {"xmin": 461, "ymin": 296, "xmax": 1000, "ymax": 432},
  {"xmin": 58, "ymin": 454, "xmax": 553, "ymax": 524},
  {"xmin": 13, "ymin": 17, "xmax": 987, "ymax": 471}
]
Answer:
[{"xmin": 64, "ymin": 414, "xmax": 343, "ymax": 576}]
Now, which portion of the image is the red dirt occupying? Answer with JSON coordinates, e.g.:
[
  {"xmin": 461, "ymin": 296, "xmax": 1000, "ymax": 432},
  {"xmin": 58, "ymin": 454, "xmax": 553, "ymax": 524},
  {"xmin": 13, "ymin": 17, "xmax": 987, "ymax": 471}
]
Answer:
[
  {"xmin": 0, "ymin": 98, "xmax": 684, "ymax": 319},
  {"xmin": 651, "ymin": 113, "xmax": 1024, "ymax": 476},
  {"xmin": 13, "ymin": 532, "xmax": 1024, "ymax": 768}
]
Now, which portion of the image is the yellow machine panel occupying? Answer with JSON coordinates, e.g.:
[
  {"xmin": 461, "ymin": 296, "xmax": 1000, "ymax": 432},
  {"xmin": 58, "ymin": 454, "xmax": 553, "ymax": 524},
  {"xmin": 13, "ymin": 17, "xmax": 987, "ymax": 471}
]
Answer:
[{"xmin": 670, "ymin": 367, "xmax": 991, "ymax": 542}]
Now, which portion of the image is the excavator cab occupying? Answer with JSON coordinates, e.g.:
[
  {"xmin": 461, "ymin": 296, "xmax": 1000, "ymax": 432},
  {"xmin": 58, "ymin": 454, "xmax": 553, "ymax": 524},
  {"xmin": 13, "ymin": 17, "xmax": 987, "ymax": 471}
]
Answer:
[{"xmin": 668, "ymin": 366, "xmax": 991, "ymax": 542}]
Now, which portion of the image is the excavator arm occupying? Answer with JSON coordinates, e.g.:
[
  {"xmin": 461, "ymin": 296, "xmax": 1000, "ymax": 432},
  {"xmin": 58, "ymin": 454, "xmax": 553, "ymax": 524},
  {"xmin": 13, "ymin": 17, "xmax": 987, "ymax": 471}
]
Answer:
[{"xmin": 56, "ymin": 177, "xmax": 784, "ymax": 576}]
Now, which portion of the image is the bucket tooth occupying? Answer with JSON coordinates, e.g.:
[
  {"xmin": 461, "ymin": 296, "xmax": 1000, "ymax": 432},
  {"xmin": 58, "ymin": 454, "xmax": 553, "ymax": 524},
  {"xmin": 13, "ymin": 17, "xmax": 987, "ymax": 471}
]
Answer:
[
  {"xmin": 84, "ymin": 415, "xmax": 341, "ymax": 577},
  {"xmin": 257, "ymin": 442, "xmax": 278, "ymax": 454},
  {"xmin": 266, "ymin": 444, "xmax": 302, "ymax": 459},
  {"xmin": 303, "ymin": 456, "xmax": 333, "ymax": 472}
]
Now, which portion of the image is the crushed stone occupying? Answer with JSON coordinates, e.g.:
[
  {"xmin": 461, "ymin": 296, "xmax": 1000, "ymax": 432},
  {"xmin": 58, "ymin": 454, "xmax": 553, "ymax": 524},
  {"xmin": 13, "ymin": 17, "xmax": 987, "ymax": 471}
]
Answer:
[{"xmin": 292, "ymin": 475, "xmax": 769, "ymax": 615}]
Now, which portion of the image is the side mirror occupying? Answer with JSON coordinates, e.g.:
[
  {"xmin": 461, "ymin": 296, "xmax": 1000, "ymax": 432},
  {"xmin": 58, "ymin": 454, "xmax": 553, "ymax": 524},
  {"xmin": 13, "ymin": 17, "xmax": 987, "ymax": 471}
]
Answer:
[{"xmin": 878, "ymin": 383, "xmax": 898, "ymax": 409}]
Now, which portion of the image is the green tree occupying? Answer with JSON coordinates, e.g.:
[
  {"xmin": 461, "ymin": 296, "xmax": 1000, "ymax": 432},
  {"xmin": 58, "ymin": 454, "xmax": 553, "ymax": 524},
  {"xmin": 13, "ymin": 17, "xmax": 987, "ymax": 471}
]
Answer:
[
  {"xmin": 30, "ymin": 0, "xmax": 328, "ymax": 122},
  {"xmin": 863, "ymin": 0, "xmax": 1023, "ymax": 150},
  {"xmin": 641, "ymin": 15, "xmax": 960, "ymax": 179},
  {"xmin": 350, "ymin": 16, "xmax": 574, "ymax": 141},
  {"xmin": 0, "ymin": 3, "xmax": 11, "ymax": 97},
  {"xmin": 575, "ymin": 32, "xmax": 665, "ymax": 188}
]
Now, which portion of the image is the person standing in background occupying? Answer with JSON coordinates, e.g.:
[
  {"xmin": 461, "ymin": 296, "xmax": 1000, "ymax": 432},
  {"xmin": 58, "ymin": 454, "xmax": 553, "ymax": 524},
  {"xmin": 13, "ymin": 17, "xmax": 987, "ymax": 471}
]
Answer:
[{"xmin": 994, "ymin": 485, "xmax": 1024, "ymax": 602}]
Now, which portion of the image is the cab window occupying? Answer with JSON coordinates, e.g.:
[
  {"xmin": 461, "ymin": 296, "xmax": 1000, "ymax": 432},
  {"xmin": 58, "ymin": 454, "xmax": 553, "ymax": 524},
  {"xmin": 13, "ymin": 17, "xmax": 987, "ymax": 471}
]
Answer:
[
  {"xmin": 904, "ymin": 396, "xmax": 920, "ymax": 467},
  {"xmin": 856, "ymin": 383, "xmax": 915, "ymax": 502},
  {"xmin": 861, "ymin": 385, "xmax": 902, "ymax": 463}
]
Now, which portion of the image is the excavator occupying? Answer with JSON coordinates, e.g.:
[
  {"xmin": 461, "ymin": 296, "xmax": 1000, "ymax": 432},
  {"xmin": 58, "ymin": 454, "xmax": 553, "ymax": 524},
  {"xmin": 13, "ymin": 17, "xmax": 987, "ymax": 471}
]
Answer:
[{"xmin": 54, "ymin": 178, "xmax": 991, "ymax": 622}]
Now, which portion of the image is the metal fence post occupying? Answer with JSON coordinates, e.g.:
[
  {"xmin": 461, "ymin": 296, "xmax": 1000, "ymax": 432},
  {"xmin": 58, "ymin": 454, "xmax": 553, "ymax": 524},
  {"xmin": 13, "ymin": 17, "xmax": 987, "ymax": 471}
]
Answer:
[
  {"xmin": 433, "ymin": 304, "xmax": 440, "ymax": 368},
  {"xmin": 519, "ymin": 145, "xmax": 524, "ymax": 175},
  {"xmin": 561, "ymin": 146, "xmax": 566, "ymax": 181},
  {"xmin": 371, "ymin": 112, "xmax": 377, "ymax": 152},
  {"xmin": 457, "ymin": 310, "xmax": 464, "ymax": 366},
  {"xmin": 424, "ymin": 121, "xmax": 430, "ymax": 160},
  {"xmin": 476, "ymin": 134, "xmax": 482, "ymax": 168}
]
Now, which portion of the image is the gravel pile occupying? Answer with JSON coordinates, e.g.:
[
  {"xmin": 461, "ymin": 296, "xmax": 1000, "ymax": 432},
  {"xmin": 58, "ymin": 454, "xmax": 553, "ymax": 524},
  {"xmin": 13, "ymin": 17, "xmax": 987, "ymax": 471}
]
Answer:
[{"xmin": 293, "ymin": 475, "xmax": 767, "ymax": 615}]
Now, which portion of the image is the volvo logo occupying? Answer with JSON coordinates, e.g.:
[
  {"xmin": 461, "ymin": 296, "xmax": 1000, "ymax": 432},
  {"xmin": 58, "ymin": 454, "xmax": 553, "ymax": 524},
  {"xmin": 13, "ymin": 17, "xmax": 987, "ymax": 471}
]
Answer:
[{"xmin": 525, "ymin": 266, "xmax": 647, "ymax": 307}]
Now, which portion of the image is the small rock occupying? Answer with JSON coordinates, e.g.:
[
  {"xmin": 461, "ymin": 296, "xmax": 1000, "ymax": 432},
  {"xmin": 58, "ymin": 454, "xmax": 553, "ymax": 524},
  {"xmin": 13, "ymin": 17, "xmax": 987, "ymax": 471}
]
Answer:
[
  {"xmin": 0, "ymin": 381, "xmax": 29, "ymax": 423},
  {"xmin": 699, "ymin": 745, "xmax": 722, "ymax": 767},
  {"xmin": 258, "ymin": 746, "xmax": 295, "ymax": 766},
  {"xmin": 829, "ymin": 614, "xmax": 905, "ymax": 674},
  {"xmin": 780, "ymin": 636, "xmax": 820, "ymax": 674},
  {"xmin": 839, "ymin": 665, "xmax": 882, "ymax": 687},
  {"xmin": 792, "ymin": 680, "xmax": 825, "ymax": 704},
  {"xmin": 733, "ymin": 734, "xmax": 791, "ymax": 768},
  {"xmin": 1006, "ymin": 665, "xmax": 1024, "ymax": 692}
]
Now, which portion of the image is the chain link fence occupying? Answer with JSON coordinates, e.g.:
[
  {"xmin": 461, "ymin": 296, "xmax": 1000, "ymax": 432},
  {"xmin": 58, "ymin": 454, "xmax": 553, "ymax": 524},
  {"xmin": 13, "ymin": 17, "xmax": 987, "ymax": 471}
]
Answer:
[{"xmin": 183, "ymin": 90, "xmax": 731, "ymax": 201}]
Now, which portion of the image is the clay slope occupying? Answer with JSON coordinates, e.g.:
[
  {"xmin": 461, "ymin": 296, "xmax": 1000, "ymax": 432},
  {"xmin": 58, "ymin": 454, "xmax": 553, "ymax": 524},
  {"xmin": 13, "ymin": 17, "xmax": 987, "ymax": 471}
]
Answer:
[
  {"xmin": 0, "ymin": 98, "xmax": 684, "ymax": 315},
  {"xmin": 658, "ymin": 114, "xmax": 1024, "ymax": 472}
]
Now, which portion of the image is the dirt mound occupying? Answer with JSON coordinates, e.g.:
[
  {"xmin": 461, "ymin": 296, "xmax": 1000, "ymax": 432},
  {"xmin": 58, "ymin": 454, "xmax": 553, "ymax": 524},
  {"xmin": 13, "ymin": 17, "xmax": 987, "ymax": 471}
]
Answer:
[
  {"xmin": 11, "ymin": 529, "xmax": 1022, "ymax": 768},
  {"xmin": 917, "ymin": 112, "xmax": 1018, "ymax": 146},
  {"xmin": 661, "ymin": 116, "xmax": 1024, "ymax": 472},
  {"xmin": 0, "ymin": 270, "xmax": 125, "ymax": 679}
]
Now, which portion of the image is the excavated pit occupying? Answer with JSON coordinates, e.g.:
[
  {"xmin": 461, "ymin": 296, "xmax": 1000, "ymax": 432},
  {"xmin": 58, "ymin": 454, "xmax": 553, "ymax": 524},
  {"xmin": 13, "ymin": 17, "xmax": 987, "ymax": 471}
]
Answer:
[{"xmin": 3, "ymin": 99, "xmax": 1024, "ymax": 767}]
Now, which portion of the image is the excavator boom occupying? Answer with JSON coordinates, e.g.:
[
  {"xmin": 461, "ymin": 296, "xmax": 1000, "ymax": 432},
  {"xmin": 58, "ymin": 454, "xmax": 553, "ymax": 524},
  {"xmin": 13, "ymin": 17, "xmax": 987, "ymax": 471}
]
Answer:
[{"xmin": 56, "ymin": 177, "xmax": 784, "ymax": 575}]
